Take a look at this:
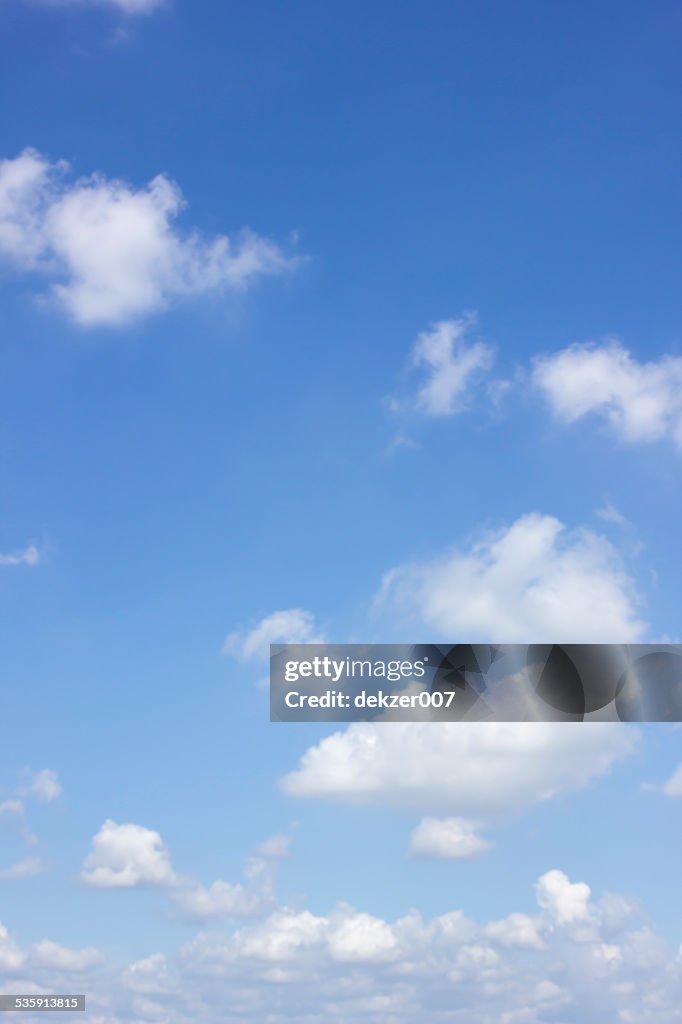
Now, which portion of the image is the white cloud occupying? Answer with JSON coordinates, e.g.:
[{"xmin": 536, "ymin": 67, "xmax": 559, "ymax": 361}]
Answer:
[
  {"xmin": 2, "ymin": 867, "xmax": 679, "ymax": 1023},
  {"xmin": 326, "ymin": 908, "xmax": 397, "ymax": 963},
  {"xmin": 533, "ymin": 340, "xmax": 682, "ymax": 450},
  {"xmin": 392, "ymin": 314, "xmax": 495, "ymax": 416},
  {"xmin": 0, "ymin": 799, "xmax": 24, "ymax": 819},
  {"xmin": 0, "ymin": 857, "xmax": 46, "ymax": 881},
  {"xmin": 484, "ymin": 912, "xmax": 545, "ymax": 950},
  {"xmin": 94, "ymin": 0, "xmax": 165, "ymax": 11},
  {"xmin": 80, "ymin": 820, "xmax": 177, "ymax": 889},
  {"xmin": 661, "ymin": 762, "xmax": 682, "ymax": 798},
  {"xmin": 0, "ymin": 544, "xmax": 40, "ymax": 567},
  {"xmin": 281, "ymin": 721, "xmax": 637, "ymax": 819},
  {"xmin": 122, "ymin": 953, "xmax": 171, "ymax": 996},
  {"xmin": 80, "ymin": 821, "xmax": 286, "ymax": 922},
  {"xmin": 171, "ymin": 880, "xmax": 264, "ymax": 922},
  {"xmin": 535, "ymin": 869, "xmax": 591, "ymax": 926},
  {"xmin": 0, "ymin": 923, "xmax": 26, "ymax": 972},
  {"xmin": 224, "ymin": 609, "xmax": 324, "ymax": 661},
  {"xmin": 172, "ymin": 869, "xmax": 679, "ymax": 1023},
  {"xmin": 0, "ymin": 149, "xmax": 294, "ymax": 326},
  {"xmin": 24, "ymin": 768, "xmax": 62, "ymax": 803},
  {"xmin": 232, "ymin": 909, "xmax": 327, "ymax": 961},
  {"xmin": 376, "ymin": 512, "xmax": 646, "ymax": 642},
  {"xmin": 30, "ymin": 939, "xmax": 103, "ymax": 971},
  {"xmin": 35, "ymin": 0, "xmax": 165, "ymax": 12},
  {"xmin": 409, "ymin": 817, "xmax": 492, "ymax": 860}
]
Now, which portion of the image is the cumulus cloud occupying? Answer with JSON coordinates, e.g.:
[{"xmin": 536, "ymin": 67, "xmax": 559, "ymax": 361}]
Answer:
[
  {"xmin": 281, "ymin": 721, "xmax": 637, "ymax": 820},
  {"xmin": 80, "ymin": 820, "xmax": 177, "ymax": 889},
  {"xmin": 30, "ymin": 940, "xmax": 103, "ymax": 972},
  {"xmin": 533, "ymin": 340, "xmax": 682, "ymax": 450},
  {"xmin": 80, "ymin": 821, "xmax": 287, "ymax": 923},
  {"xmin": 3, "ymin": 867, "xmax": 680, "ymax": 1022},
  {"xmin": 484, "ymin": 912, "xmax": 545, "ymax": 951},
  {"xmin": 171, "ymin": 880, "xmax": 264, "ymax": 922},
  {"xmin": 0, "ymin": 922, "xmax": 103, "ymax": 979},
  {"xmin": 167, "ymin": 870, "xmax": 679, "ymax": 1024},
  {"xmin": 376, "ymin": 512, "xmax": 646, "ymax": 642},
  {"xmin": 409, "ymin": 817, "xmax": 492, "ymax": 860},
  {"xmin": 535, "ymin": 869, "xmax": 592, "ymax": 926},
  {"xmin": 0, "ymin": 149, "xmax": 294, "ymax": 326},
  {"xmin": 224, "ymin": 609, "xmax": 325, "ymax": 661},
  {"xmin": 391, "ymin": 314, "xmax": 495, "ymax": 416},
  {"xmin": 0, "ymin": 544, "xmax": 40, "ymax": 567}
]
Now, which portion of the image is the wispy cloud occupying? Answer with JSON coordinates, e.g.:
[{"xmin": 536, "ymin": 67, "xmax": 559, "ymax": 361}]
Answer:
[
  {"xmin": 224, "ymin": 608, "xmax": 325, "ymax": 661},
  {"xmin": 0, "ymin": 544, "xmax": 40, "ymax": 567},
  {"xmin": 33, "ymin": 0, "xmax": 166, "ymax": 16},
  {"xmin": 389, "ymin": 313, "xmax": 495, "ymax": 417}
]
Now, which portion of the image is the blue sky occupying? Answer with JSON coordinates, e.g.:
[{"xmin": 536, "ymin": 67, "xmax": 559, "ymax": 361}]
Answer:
[{"xmin": 1, "ymin": 1, "xmax": 681, "ymax": 1021}]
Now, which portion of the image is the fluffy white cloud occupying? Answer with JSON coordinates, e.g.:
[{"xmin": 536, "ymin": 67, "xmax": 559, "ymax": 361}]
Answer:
[
  {"xmin": 0, "ymin": 544, "xmax": 40, "ymax": 567},
  {"xmin": 281, "ymin": 721, "xmax": 637, "ymax": 819},
  {"xmin": 80, "ymin": 820, "xmax": 177, "ymax": 889},
  {"xmin": 171, "ymin": 880, "xmax": 263, "ymax": 921},
  {"xmin": 224, "ymin": 608, "xmax": 324, "ymax": 661},
  {"xmin": 24, "ymin": 769, "xmax": 62, "ymax": 803},
  {"xmin": 0, "ymin": 922, "xmax": 26, "ymax": 972},
  {"xmin": 484, "ymin": 912, "xmax": 545, "ymax": 950},
  {"xmin": 533, "ymin": 340, "xmax": 682, "ymax": 450},
  {"xmin": 661, "ymin": 762, "xmax": 682, "ymax": 798},
  {"xmin": 392, "ymin": 314, "xmax": 495, "ymax": 416},
  {"xmin": 80, "ymin": 822, "xmax": 286, "ymax": 923},
  {"xmin": 30, "ymin": 940, "xmax": 103, "ymax": 971},
  {"xmin": 0, "ymin": 149, "xmax": 294, "ymax": 326},
  {"xmin": 169, "ymin": 870, "xmax": 679, "ymax": 1024},
  {"xmin": 3, "ymin": 868, "xmax": 680, "ymax": 1023},
  {"xmin": 535, "ymin": 869, "xmax": 591, "ymax": 925},
  {"xmin": 376, "ymin": 512, "xmax": 646, "ymax": 642},
  {"xmin": 409, "ymin": 817, "xmax": 492, "ymax": 859}
]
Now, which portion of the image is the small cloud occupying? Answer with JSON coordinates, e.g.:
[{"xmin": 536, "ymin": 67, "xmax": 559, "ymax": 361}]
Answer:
[
  {"xmin": 0, "ymin": 800, "xmax": 25, "ymax": 820},
  {"xmin": 224, "ymin": 609, "xmax": 325, "ymax": 662},
  {"xmin": 596, "ymin": 503, "xmax": 628, "ymax": 528},
  {"xmin": 0, "ymin": 857, "xmax": 46, "ymax": 881},
  {"xmin": 409, "ymin": 817, "xmax": 492, "ymax": 860},
  {"xmin": 535, "ymin": 869, "xmax": 591, "ymax": 926},
  {"xmin": 81, "ymin": 820, "xmax": 176, "ymax": 889},
  {"xmin": 23, "ymin": 769, "xmax": 62, "ymax": 803},
  {"xmin": 532, "ymin": 340, "xmax": 682, "ymax": 450},
  {"xmin": 33, "ymin": 0, "xmax": 166, "ymax": 16},
  {"xmin": 0, "ymin": 544, "xmax": 40, "ymax": 567},
  {"xmin": 661, "ymin": 762, "xmax": 682, "ymax": 798},
  {"xmin": 390, "ymin": 313, "xmax": 495, "ymax": 418},
  {"xmin": 171, "ymin": 880, "xmax": 264, "ymax": 922}
]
